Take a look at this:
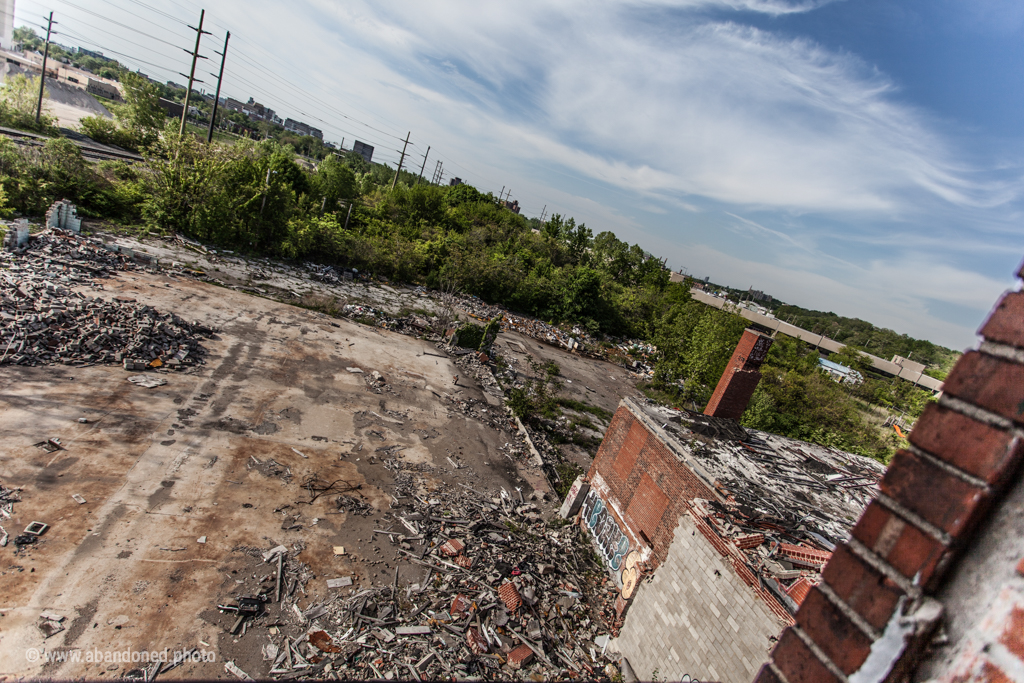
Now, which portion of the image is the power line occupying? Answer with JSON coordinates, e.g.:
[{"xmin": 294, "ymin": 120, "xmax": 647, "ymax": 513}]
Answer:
[
  {"xmin": 57, "ymin": 27, "xmax": 179, "ymax": 73},
  {"xmin": 38, "ymin": 11, "xmax": 184, "ymax": 65},
  {"xmin": 217, "ymin": 66, "xmax": 398, "ymax": 150},
  {"xmin": 89, "ymin": 0, "xmax": 189, "ymax": 39},
  {"xmin": 49, "ymin": 0, "xmax": 184, "ymax": 48}
]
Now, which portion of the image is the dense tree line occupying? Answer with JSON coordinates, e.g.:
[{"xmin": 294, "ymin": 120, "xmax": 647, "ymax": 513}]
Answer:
[{"xmin": 0, "ymin": 71, "xmax": 941, "ymax": 462}]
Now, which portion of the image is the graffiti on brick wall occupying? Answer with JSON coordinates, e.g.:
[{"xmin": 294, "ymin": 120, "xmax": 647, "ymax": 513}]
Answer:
[
  {"xmin": 581, "ymin": 490, "xmax": 631, "ymax": 572},
  {"xmin": 621, "ymin": 550, "xmax": 640, "ymax": 599}
]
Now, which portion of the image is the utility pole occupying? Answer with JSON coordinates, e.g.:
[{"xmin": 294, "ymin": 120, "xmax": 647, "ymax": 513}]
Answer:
[
  {"xmin": 431, "ymin": 160, "xmax": 441, "ymax": 185},
  {"xmin": 179, "ymin": 9, "xmax": 210, "ymax": 138},
  {"xmin": 539, "ymin": 205, "xmax": 547, "ymax": 224},
  {"xmin": 499, "ymin": 186, "xmax": 504, "ymax": 201},
  {"xmin": 390, "ymin": 131, "xmax": 410, "ymax": 190},
  {"xmin": 206, "ymin": 30, "xmax": 229, "ymax": 143},
  {"xmin": 415, "ymin": 145, "xmax": 430, "ymax": 185},
  {"xmin": 204, "ymin": 30, "xmax": 229, "ymax": 143},
  {"xmin": 35, "ymin": 12, "xmax": 55, "ymax": 125}
]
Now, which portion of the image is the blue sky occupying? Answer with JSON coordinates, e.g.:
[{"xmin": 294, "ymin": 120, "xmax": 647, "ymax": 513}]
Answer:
[{"xmin": 15, "ymin": 0, "xmax": 1024, "ymax": 349}]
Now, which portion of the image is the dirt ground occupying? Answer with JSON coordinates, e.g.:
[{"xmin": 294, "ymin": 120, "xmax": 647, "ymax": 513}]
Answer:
[{"xmin": 0, "ymin": 253, "xmax": 644, "ymax": 679}]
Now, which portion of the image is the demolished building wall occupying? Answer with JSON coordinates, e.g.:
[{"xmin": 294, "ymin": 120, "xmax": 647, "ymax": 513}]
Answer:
[
  {"xmin": 582, "ymin": 398, "xmax": 883, "ymax": 682},
  {"xmin": 616, "ymin": 513, "xmax": 783, "ymax": 683}
]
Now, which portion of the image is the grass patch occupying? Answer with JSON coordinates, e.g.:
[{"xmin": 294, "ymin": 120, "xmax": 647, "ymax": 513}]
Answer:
[
  {"xmin": 554, "ymin": 461, "xmax": 585, "ymax": 499},
  {"xmin": 555, "ymin": 397, "xmax": 613, "ymax": 422}
]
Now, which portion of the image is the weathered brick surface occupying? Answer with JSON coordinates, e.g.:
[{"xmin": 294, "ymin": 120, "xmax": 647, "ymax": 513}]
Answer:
[
  {"xmin": 625, "ymin": 473, "xmax": 670, "ymax": 539},
  {"xmin": 880, "ymin": 450, "xmax": 989, "ymax": 538},
  {"xmin": 852, "ymin": 500, "xmax": 950, "ymax": 590},
  {"xmin": 943, "ymin": 351, "xmax": 1024, "ymax": 425},
  {"xmin": 752, "ymin": 663, "xmax": 784, "ymax": 683},
  {"xmin": 704, "ymin": 329, "xmax": 772, "ymax": 419},
  {"xmin": 771, "ymin": 627, "xmax": 842, "ymax": 683},
  {"xmin": 613, "ymin": 421, "xmax": 646, "ymax": 481},
  {"xmin": 507, "ymin": 643, "xmax": 534, "ymax": 669},
  {"xmin": 821, "ymin": 544, "xmax": 905, "ymax": 631},
  {"xmin": 588, "ymin": 409, "xmax": 718, "ymax": 569},
  {"xmin": 794, "ymin": 587, "xmax": 872, "ymax": 674},
  {"xmin": 979, "ymin": 291, "xmax": 1024, "ymax": 348},
  {"xmin": 756, "ymin": 263, "xmax": 1024, "ymax": 682},
  {"xmin": 615, "ymin": 514, "xmax": 782, "ymax": 683},
  {"xmin": 910, "ymin": 403, "xmax": 1023, "ymax": 486}
]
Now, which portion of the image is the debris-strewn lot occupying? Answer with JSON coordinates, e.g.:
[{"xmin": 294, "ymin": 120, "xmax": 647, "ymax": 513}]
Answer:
[
  {"xmin": 0, "ymin": 228, "xmax": 640, "ymax": 680},
  {"xmin": 1, "ymin": 230, "xmax": 212, "ymax": 369},
  {"xmin": 208, "ymin": 469, "xmax": 621, "ymax": 681}
]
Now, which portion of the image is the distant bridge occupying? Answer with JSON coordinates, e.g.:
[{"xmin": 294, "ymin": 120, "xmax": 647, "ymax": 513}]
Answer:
[{"xmin": 689, "ymin": 289, "xmax": 944, "ymax": 393}]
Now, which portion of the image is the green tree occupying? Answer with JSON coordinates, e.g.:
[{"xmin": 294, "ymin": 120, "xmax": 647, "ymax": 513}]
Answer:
[
  {"xmin": 0, "ymin": 73, "xmax": 57, "ymax": 133},
  {"xmin": 80, "ymin": 72, "xmax": 165, "ymax": 151}
]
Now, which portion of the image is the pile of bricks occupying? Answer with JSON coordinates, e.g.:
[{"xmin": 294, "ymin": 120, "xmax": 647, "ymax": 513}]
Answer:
[
  {"xmin": 0, "ymin": 229, "xmax": 213, "ymax": 369},
  {"xmin": 237, "ymin": 461, "xmax": 624, "ymax": 681}
]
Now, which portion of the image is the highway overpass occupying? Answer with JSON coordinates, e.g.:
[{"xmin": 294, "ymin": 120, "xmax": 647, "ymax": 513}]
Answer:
[{"xmin": 689, "ymin": 289, "xmax": 944, "ymax": 393}]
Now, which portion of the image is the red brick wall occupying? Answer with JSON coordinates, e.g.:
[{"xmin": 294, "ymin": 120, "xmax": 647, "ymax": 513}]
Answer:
[
  {"xmin": 705, "ymin": 329, "xmax": 773, "ymax": 419},
  {"xmin": 589, "ymin": 406, "xmax": 719, "ymax": 568},
  {"xmin": 753, "ymin": 268, "xmax": 1024, "ymax": 683}
]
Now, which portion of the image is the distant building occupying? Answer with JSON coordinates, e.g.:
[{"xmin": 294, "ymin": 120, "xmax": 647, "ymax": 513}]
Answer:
[
  {"xmin": 283, "ymin": 117, "xmax": 322, "ymax": 139},
  {"xmin": 449, "ymin": 177, "xmax": 463, "ymax": 186},
  {"xmin": 1, "ymin": 1, "xmax": 14, "ymax": 50},
  {"xmin": 157, "ymin": 97, "xmax": 183, "ymax": 118},
  {"xmin": 76, "ymin": 47, "xmax": 106, "ymax": 60},
  {"xmin": 86, "ymin": 78, "xmax": 121, "ymax": 101},
  {"xmin": 503, "ymin": 199, "xmax": 520, "ymax": 214},
  {"xmin": 748, "ymin": 288, "xmax": 773, "ymax": 303},
  {"xmin": 224, "ymin": 97, "xmax": 276, "ymax": 123},
  {"xmin": 352, "ymin": 140, "xmax": 374, "ymax": 163},
  {"xmin": 818, "ymin": 357, "xmax": 863, "ymax": 385}
]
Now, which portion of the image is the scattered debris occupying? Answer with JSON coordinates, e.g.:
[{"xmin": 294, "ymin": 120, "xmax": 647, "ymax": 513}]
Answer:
[
  {"xmin": 0, "ymin": 228, "xmax": 213, "ymax": 369},
  {"xmin": 127, "ymin": 374, "xmax": 167, "ymax": 388}
]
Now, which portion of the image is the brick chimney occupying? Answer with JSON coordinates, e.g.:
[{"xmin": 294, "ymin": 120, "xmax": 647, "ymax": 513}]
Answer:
[{"xmin": 703, "ymin": 329, "xmax": 773, "ymax": 420}]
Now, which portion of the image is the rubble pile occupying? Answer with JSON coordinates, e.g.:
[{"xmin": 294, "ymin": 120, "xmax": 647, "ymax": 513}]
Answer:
[
  {"xmin": 342, "ymin": 303, "xmax": 439, "ymax": 338},
  {"xmin": 0, "ymin": 481, "xmax": 22, "ymax": 547},
  {"xmin": 0, "ymin": 229, "xmax": 213, "ymax": 369},
  {"xmin": 643, "ymin": 401, "xmax": 887, "ymax": 614},
  {"xmin": 209, "ymin": 470, "xmax": 621, "ymax": 681}
]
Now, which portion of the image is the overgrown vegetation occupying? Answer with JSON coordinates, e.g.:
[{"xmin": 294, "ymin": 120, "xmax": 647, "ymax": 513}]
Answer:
[
  {"xmin": 0, "ymin": 73, "xmax": 59, "ymax": 135},
  {"xmin": 0, "ymin": 71, "xmax": 950, "ymax": 464}
]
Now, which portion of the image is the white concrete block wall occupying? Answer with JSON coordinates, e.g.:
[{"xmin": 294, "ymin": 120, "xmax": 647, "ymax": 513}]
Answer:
[{"xmin": 615, "ymin": 514, "xmax": 782, "ymax": 683}]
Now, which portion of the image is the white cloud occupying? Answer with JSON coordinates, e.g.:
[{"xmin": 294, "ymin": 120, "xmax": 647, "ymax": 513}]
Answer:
[{"xmin": 22, "ymin": 0, "xmax": 1022, "ymax": 347}]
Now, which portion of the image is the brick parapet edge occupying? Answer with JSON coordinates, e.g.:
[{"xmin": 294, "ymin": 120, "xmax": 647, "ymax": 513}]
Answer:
[{"xmin": 753, "ymin": 269, "xmax": 1024, "ymax": 683}]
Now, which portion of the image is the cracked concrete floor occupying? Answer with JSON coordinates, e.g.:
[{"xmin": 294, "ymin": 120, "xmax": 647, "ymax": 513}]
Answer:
[{"xmin": 0, "ymin": 269, "xmax": 538, "ymax": 679}]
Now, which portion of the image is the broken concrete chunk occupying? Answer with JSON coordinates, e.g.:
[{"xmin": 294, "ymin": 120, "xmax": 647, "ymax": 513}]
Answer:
[
  {"xmin": 196, "ymin": 536, "xmax": 207, "ymax": 544},
  {"xmin": 395, "ymin": 625, "xmax": 431, "ymax": 635},
  {"xmin": 345, "ymin": 367, "xmax": 364, "ymax": 373},
  {"xmin": 262, "ymin": 545, "xmax": 287, "ymax": 562},
  {"xmin": 374, "ymin": 627, "xmax": 396, "ymax": 643},
  {"xmin": 127, "ymin": 375, "xmax": 167, "ymax": 388},
  {"xmin": 40, "ymin": 611, "xmax": 65, "ymax": 622},
  {"xmin": 71, "ymin": 494, "xmax": 86, "ymax": 505},
  {"xmin": 303, "ymin": 604, "xmax": 328, "ymax": 621},
  {"xmin": 24, "ymin": 521, "xmax": 48, "ymax": 536},
  {"xmin": 558, "ymin": 476, "xmax": 590, "ymax": 518},
  {"xmin": 38, "ymin": 619, "xmax": 65, "ymax": 638},
  {"xmin": 224, "ymin": 661, "xmax": 253, "ymax": 680},
  {"xmin": 333, "ymin": 545, "xmax": 346, "ymax": 555}
]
